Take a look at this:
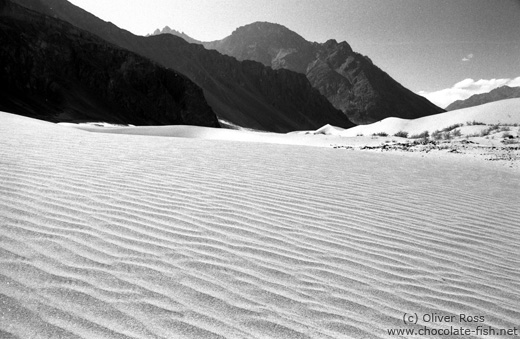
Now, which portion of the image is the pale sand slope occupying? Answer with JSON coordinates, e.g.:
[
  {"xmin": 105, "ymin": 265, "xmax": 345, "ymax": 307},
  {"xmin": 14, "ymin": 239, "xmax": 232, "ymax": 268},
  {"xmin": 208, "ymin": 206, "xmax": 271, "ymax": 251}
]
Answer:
[
  {"xmin": 2, "ymin": 112, "xmax": 520, "ymax": 339},
  {"xmin": 310, "ymin": 98, "xmax": 520, "ymax": 137},
  {"xmin": 58, "ymin": 123, "xmax": 346, "ymax": 148}
]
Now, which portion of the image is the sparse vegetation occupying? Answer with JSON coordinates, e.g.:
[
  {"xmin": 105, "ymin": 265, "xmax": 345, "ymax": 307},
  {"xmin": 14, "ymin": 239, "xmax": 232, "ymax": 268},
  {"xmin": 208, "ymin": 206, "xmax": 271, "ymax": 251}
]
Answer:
[
  {"xmin": 452, "ymin": 128, "xmax": 462, "ymax": 137},
  {"xmin": 372, "ymin": 132, "xmax": 388, "ymax": 137},
  {"xmin": 432, "ymin": 128, "xmax": 461, "ymax": 140},
  {"xmin": 356, "ymin": 133, "xmax": 364, "ymax": 137},
  {"xmin": 410, "ymin": 130, "xmax": 429, "ymax": 139},
  {"xmin": 393, "ymin": 131, "xmax": 409, "ymax": 138},
  {"xmin": 431, "ymin": 130, "xmax": 444, "ymax": 140},
  {"xmin": 466, "ymin": 120, "xmax": 486, "ymax": 126},
  {"xmin": 480, "ymin": 124, "xmax": 501, "ymax": 137},
  {"xmin": 441, "ymin": 123, "xmax": 463, "ymax": 132}
]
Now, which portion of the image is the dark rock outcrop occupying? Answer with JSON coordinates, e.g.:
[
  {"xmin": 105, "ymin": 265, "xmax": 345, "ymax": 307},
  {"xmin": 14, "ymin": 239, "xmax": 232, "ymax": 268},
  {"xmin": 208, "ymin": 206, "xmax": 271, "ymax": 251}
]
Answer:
[
  {"xmin": 12, "ymin": 0, "xmax": 354, "ymax": 132},
  {"xmin": 0, "ymin": 0, "xmax": 219, "ymax": 126},
  {"xmin": 203, "ymin": 22, "xmax": 445, "ymax": 124},
  {"xmin": 445, "ymin": 86, "xmax": 520, "ymax": 111}
]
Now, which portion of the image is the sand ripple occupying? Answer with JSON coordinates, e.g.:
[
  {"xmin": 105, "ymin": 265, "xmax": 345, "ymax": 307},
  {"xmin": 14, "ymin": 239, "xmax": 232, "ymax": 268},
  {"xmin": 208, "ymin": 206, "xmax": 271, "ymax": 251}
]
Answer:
[{"xmin": 1, "ymin": 112, "xmax": 520, "ymax": 338}]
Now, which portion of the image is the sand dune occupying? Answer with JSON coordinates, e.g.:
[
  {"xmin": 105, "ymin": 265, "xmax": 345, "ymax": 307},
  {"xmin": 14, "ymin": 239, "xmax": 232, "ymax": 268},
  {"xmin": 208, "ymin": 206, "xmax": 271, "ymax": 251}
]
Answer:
[
  {"xmin": 1, "ymin": 111, "xmax": 520, "ymax": 338},
  {"xmin": 320, "ymin": 98, "xmax": 520, "ymax": 137},
  {"xmin": 58, "ymin": 122, "xmax": 350, "ymax": 148}
]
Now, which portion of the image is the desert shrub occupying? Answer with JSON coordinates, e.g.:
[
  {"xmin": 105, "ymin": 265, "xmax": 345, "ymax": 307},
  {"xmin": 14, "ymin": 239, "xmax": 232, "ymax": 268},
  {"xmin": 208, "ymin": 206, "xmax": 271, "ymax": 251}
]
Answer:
[
  {"xmin": 372, "ymin": 132, "xmax": 388, "ymax": 137},
  {"xmin": 480, "ymin": 129, "xmax": 490, "ymax": 137},
  {"xmin": 500, "ymin": 126, "xmax": 511, "ymax": 132},
  {"xmin": 467, "ymin": 132, "xmax": 481, "ymax": 138},
  {"xmin": 432, "ymin": 130, "xmax": 442, "ymax": 140},
  {"xmin": 393, "ymin": 130, "xmax": 408, "ymax": 138},
  {"xmin": 452, "ymin": 128, "xmax": 462, "ymax": 137},
  {"xmin": 410, "ymin": 130, "xmax": 429, "ymax": 139},
  {"xmin": 433, "ymin": 129, "xmax": 463, "ymax": 140},
  {"xmin": 356, "ymin": 133, "xmax": 364, "ymax": 137},
  {"xmin": 441, "ymin": 123, "xmax": 463, "ymax": 132},
  {"xmin": 466, "ymin": 120, "xmax": 486, "ymax": 126},
  {"xmin": 480, "ymin": 124, "xmax": 501, "ymax": 136}
]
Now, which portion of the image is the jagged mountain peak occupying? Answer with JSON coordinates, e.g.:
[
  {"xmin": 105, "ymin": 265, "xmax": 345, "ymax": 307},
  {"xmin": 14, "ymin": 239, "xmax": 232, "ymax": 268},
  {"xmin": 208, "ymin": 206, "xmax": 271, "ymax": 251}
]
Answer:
[
  {"xmin": 204, "ymin": 23, "xmax": 443, "ymax": 124},
  {"xmin": 149, "ymin": 25, "xmax": 200, "ymax": 44},
  {"xmin": 321, "ymin": 39, "xmax": 353, "ymax": 55},
  {"xmin": 8, "ymin": 0, "xmax": 442, "ymax": 127}
]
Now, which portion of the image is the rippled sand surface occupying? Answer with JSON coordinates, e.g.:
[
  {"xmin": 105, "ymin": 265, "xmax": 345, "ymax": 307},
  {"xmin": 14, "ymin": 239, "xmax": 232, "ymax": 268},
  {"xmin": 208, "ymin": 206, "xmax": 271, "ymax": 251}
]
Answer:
[{"xmin": 1, "ymin": 112, "xmax": 519, "ymax": 338}]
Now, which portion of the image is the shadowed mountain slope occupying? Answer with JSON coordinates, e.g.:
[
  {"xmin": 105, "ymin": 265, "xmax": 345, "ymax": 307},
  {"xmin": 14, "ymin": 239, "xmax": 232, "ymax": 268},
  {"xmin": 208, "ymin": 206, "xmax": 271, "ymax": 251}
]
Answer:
[
  {"xmin": 204, "ymin": 22, "xmax": 445, "ymax": 124},
  {"xmin": 445, "ymin": 85, "xmax": 520, "ymax": 111},
  {"xmin": 0, "ymin": 0, "xmax": 219, "ymax": 126},
  {"xmin": 12, "ymin": 0, "xmax": 354, "ymax": 132}
]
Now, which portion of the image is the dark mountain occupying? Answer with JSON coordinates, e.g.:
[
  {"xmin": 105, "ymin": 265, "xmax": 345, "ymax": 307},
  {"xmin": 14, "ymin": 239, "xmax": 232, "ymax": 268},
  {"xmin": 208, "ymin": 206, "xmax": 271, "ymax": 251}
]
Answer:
[
  {"xmin": 204, "ymin": 22, "xmax": 314, "ymax": 74},
  {"xmin": 203, "ymin": 22, "xmax": 445, "ymax": 124},
  {"xmin": 149, "ymin": 26, "xmax": 201, "ymax": 45},
  {"xmin": 0, "ymin": 0, "xmax": 219, "ymax": 126},
  {"xmin": 12, "ymin": 0, "xmax": 354, "ymax": 132},
  {"xmin": 445, "ymin": 86, "xmax": 520, "ymax": 111}
]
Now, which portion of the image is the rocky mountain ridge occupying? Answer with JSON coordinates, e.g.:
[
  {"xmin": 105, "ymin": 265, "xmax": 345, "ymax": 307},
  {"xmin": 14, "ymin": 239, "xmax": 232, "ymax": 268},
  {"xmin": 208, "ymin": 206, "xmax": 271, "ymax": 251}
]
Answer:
[
  {"xmin": 446, "ymin": 85, "xmax": 520, "ymax": 111},
  {"xmin": 202, "ymin": 22, "xmax": 445, "ymax": 124},
  {"xmin": 12, "ymin": 0, "xmax": 354, "ymax": 132}
]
